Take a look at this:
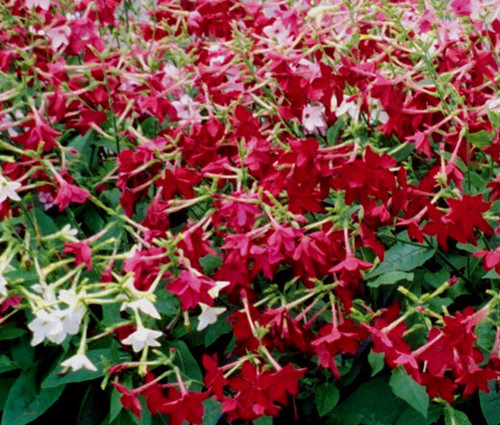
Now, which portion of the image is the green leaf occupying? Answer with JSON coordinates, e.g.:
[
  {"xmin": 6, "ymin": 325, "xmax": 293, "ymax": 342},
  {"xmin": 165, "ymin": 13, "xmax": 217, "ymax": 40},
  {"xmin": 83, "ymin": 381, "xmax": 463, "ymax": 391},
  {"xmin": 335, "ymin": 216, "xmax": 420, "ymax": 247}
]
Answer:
[
  {"xmin": 2, "ymin": 364, "xmax": 66, "ymax": 425},
  {"xmin": 204, "ymin": 313, "xmax": 232, "ymax": 346},
  {"xmin": 368, "ymin": 350, "xmax": 385, "ymax": 377},
  {"xmin": 315, "ymin": 382, "xmax": 340, "ymax": 417},
  {"xmin": 444, "ymin": 405, "xmax": 472, "ymax": 425},
  {"xmin": 395, "ymin": 405, "xmax": 442, "ymax": 425},
  {"xmin": 467, "ymin": 130, "xmax": 493, "ymax": 148},
  {"xmin": 424, "ymin": 269, "xmax": 450, "ymax": 289},
  {"xmin": 479, "ymin": 381, "xmax": 500, "ymax": 425},
  {"xmin": 488, "ymin": 109, "xmax": 500, "ymax": 130},
  {"xmin": 199, "ymin": 255, "xmax": 222, "ymax": 277},
  {"xmin": 367, "ymin": 242, "xmax": 435, "ymax": 278},
  {"xmin": 332, "ymin": 377, "xmax": 408, "ymax": 425},
  {"xmin": 254, "ymin": 416, "xmax": 273, "ymax": 425},
  {"xmin": 389, "ymin": 367, "xmax": 428, "ymax": 418},
  {"xmin": 202, "ymin": 398, "xmax": 221, "ymax": 425},
  {"xmin": 0, "ymin": 378, "xmax": 15, "ymax": 411},
  {"xmin": 326, "ymin": 117, "xmax": 344, "ymax": 145},
  {"xmin": 367, "ymin": 271, "xmax": 414, "ymax": 287},
  {"xmin": 0, "ymin": 355, "xmax": 21, "ymax": 374},
  {"xmin": 169, "ymin": 341, "xmax": 202, "ymax": 388},
  {"xmin": 0, "ymin": 325, "xmax": 26, "ymax": 341}
]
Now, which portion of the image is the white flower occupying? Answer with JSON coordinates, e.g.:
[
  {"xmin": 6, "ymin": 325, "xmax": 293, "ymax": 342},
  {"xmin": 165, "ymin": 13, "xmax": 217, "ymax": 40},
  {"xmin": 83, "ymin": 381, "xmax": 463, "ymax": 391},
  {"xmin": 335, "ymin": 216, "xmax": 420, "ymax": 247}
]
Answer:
[
  {"xmin": 302, "ymin": 104, "xmax": 326, "ymax": 135},
  {"xmin": 197, "ymin": 303, "xmax": 226, "ymax": 331},
  {"xmin": 0, "ymin": 274, "xmax": 7, "ymax": 298},
  {"xmin": 28, "ymin": 310, "xmax": 66, "ymax": 345},
  {"xmin": 0, "ymin": 174, "xmax": 21, "ymax": 204},
  {"xmin": 335, "ymin": 98, "xmax": 359, "ymax": 120},
  {"xmin": 122, "ymin": 298, "xmax": 161, "ymax": 320},
  {"xmin": 122, "ymin": 327, "xmax": 162, "ymax": 352},
  {"xmin": 208, "ymin": 281, "xmax": 230, "ymax": 299},
  {"xmin": 58, "ymin": 289, "xmax": 86, "ymax": 335},
  {"xmin": 61, "ymin": 354, "xmax": 97, "ymax": 372}
]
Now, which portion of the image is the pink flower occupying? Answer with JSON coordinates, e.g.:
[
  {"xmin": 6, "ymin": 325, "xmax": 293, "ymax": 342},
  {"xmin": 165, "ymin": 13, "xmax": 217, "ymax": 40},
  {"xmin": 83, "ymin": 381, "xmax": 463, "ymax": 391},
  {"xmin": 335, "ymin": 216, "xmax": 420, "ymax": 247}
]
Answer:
[
  {"xmin": 53, "ymin": 181, "xmax": 89, "ymax": 211},
  {"xmin": 46, "ymin": 25, "xmax": 71, "ymax": 51},
  {"xmin": 63, "ymin": 240, "xmax": 92, "ymax": 270},
  {"xmin": 302, "ymin": 104, "xmax": 326, "ymax": 135}
]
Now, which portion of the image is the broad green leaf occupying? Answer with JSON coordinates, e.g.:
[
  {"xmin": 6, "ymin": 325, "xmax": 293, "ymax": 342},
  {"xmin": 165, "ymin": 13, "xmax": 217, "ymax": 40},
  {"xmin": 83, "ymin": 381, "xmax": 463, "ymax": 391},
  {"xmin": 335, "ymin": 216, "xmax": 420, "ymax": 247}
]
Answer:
[
  {"xmin": 315, "ymin": 382, "xmax": 340, "ymax": 417},
  {"xmin": 169, "ymin": 341, "xmax": 203, "ymax": 388},
  {"xmin": 368, "ymin": 350, "xmax": 385, "ymax": 377},
  {"xmin": 367, "ymin": 271, "xmax": 414, "ymax": 287},
  {"xmin": 202, "ymin": 398, "xmax": 221, "ymax": 425},
  {"xmin": 332, "ymin": 377, "xmax": 408, "ymax": 425},
  {"xmin": 367, "ymin": 242, "xmax": 435, "ymax": 278},
  {"xmin": 424, "ymin": 269, "xmax": 450, "ymax": 289},
  {"xmin": 199, "ymin": 255, "xmax": 222, "ymax": 277},
  {"xmin": 488, "ymin": 109, "xmax": 500, "ymax": 130},
  {"xmin": 467, "ymin": 130, "xmax": 493, "ymax": 148},
  {"xmin": 254, "ymin": 416, "xmax": 273, "ymax": 425},
  {"xmin": 204, "ymin": 313, "xmax": 232, "ymax": 346},
  {"xmin": 2, "ymin": 363, "xmax": 66, "ymax": 425},
  {"xmin": 0, "ymin": 378, "xmax": 15, "ymax": 411},
  {"xmin": 0, "ymin": 355, "xmax": 21, "ymax": 374},
  {"xmin": 0, "ymin": 325, "xmax": 26, "ymax": 341},
  {"xmin": 326, "ymin": 117, "xmax": 344, "ymax": 145},
  {"xmin": 444, "ymin": 406, "xmax": 472, "ymax": 425},
  {"xmin": 479, "ymin": 381, "xmax": 500, "ymax": 425},
  {"xmin": 482, "ymin": 269, "xmax": 500, "ymax": 279},
  {"xmin": 395, "ymin": 405, "xmax": 442, "ymax": 425},
  {"xmin": 389, "ymin": 367, "xmax": 429, "ymax": 418}
]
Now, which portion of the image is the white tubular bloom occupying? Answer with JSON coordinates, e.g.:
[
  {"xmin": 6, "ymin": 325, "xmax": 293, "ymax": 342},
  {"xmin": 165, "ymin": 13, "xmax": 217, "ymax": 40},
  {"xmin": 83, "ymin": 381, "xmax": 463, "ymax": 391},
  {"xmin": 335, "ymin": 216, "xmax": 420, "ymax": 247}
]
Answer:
[
  {"xmin": 61, "ymin": 354, "xmax": 97, "ymax": 372},
  {"xmin": 28, "ymin": 310, "xmax": 66, "ymax": 345},
  {"xmin": 197, "ymin": 303, "xmax": 227, "ymax": 331},
  {"xmin": 121, "ymin": 326, "xmax": 162, "ymax": 352},
  {"xmin": 0, "ymin": 174, "xmax": 21, "ymax": 204},
  {"xmin": 122, "ymin": 298, "xmax": 161, "ymax": 320}
]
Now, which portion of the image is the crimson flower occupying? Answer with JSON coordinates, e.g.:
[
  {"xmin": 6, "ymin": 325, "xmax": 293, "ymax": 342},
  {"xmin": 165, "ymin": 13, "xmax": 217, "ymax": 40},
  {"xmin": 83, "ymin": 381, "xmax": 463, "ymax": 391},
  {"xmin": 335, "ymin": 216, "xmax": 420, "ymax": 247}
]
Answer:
[
  {"xmin": 112, "ymin": 382, "xmax": 142, "ymax": 420},
  {"xmin": 156, "ymin": 388, "xmax": 208, "ymax": 425},
  {"xmin": 53, "ymin": 181, "xmax": 89, "ymax": 211},
  {"xmin": 167, "ymin": 269, "xmax": 215, "ymax": 310},
  {"xmin": 63, "ymin": 240, "xmax": 92, "ymax": 270}
]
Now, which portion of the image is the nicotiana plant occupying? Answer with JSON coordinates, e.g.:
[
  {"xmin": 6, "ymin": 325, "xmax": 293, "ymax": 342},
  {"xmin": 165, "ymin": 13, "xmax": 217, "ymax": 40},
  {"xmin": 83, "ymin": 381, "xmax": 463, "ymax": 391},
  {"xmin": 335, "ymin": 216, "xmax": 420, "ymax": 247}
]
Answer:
[{"xmin": 0, "ymin": 0, "xmax": 500, "ymax": 424}]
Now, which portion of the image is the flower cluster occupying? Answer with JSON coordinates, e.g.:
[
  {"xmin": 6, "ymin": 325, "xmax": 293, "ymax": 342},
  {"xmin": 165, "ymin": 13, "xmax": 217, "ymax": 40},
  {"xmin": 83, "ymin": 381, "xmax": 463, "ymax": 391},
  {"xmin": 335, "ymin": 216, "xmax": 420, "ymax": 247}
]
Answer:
[{"xmin": 0, "ymin": 0, "xmax": 500, "ymax": 424}]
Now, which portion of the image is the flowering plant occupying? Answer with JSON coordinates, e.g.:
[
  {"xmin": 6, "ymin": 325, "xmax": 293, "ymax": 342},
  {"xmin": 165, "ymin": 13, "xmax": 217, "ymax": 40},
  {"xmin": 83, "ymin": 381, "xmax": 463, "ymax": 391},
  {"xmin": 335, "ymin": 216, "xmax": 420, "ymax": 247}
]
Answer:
[{"xmin": 1, "ymin": 0, "xmax": 500, "ymax": 424}]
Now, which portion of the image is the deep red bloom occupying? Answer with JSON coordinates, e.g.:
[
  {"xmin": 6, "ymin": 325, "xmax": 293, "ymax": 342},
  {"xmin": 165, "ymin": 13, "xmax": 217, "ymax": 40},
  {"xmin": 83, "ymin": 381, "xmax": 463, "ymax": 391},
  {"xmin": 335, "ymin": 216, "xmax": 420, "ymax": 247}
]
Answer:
[
  {"xmin": 156, "ymin": 388, "xmax": 208, "ymax": 425},
  {"xmin": 112, "ymin": 382, "xmax": 142, "ymax": 420},
  {"xmin": 167, "ymin": 269, "xmax": 215, "ymax": 310}
]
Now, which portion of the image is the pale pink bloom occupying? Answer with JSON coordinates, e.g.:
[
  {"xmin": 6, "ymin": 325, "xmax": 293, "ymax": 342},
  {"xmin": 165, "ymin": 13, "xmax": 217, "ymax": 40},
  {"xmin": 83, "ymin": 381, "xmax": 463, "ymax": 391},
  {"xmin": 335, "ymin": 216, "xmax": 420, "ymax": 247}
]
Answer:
[
  {"xmin": 263, "ymin": 19, "xmax": 293, "ymax": 46},
  {"xmin": 172, "ymin": 95, "xmax": 202, "ymax": 126},
  {"xmin": 46, "ymin": 25, "xmax": 71, "ymax": 51},
  {"xmin": 26, "ymin": 0, "xmax": 50, "ymax": 10},
  {"xmin": 302, "ymin": 104, "xmax": 326, "ymax": 135}
]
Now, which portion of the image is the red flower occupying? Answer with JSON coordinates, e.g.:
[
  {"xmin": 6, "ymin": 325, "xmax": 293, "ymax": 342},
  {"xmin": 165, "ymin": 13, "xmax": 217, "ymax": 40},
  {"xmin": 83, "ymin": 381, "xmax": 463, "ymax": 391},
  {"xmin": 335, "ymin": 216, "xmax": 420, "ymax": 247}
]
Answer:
[
  {"xmin": 53, "ymin": 181, "xmax": 89, "ymax": 211},
  {"xmin": 63, "ymin": 240, "xmax": 92, "ymax": 270},
  {"xmin": 112, "ymin": 382, "xmax": 142, "ymax": 420},
  {"xmin": 473, "ymin": 247, "xmax": 500, "ymax": 275},
  {"xmin": 167, "ymin": 269, "xmax": 215, "ymax": 310},
  {"xmin": 156, "ymin": 388, "xmax": 208, "ymax": 425}
]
